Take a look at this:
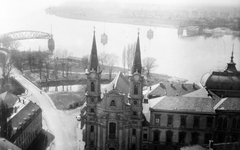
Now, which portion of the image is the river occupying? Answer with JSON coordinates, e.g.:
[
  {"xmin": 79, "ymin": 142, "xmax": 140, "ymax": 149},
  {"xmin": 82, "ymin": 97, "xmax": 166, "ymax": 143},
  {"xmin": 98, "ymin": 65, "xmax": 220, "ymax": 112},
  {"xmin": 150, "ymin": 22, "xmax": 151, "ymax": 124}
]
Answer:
[{"xmin": 1, "ymin": 5, "xmax": 240, "ymax": 83}]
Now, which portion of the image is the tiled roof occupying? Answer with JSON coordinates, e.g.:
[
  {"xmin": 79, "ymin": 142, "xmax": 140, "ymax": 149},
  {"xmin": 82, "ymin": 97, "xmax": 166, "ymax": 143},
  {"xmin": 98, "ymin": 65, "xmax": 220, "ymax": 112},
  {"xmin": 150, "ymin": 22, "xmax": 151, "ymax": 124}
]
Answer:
[
  {"xmin": 9, "ymin": 101, "xmax": 41, "ymax": 136},
  {"xmin": 142, "ymin": 97, "xmax": 165, "ymax": 122},
  {"xmin": 214, "ymin": 97, "xmax": 240, "ymax": 111},
  {"xmin": 145, "ymin": 81, "xmax": 200, "ymax": 98},
  {"xmin": 0, "ymin": 92, "xmax": 19, "ymax": 108},
  {"xmin": 102, "ymin": 72, "xmax": 129, "ymax": 102},
  {"xmin": 183, "ymin": 88, "xmax": 209, "ymax": 98},
  {"xmin": 152, "ymin": 96, "xmax": 214, "ymax": 113},
  {"xmin": 0, "ymin": 138, "xmax": 21, "ymax": 150}
]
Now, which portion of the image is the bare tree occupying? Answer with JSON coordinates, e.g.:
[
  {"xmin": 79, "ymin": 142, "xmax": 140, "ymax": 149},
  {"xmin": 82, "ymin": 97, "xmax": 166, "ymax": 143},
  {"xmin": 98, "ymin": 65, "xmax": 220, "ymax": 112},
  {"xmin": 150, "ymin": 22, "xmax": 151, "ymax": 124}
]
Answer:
[
  {"xmin": 142, "ymin": 57, "xmax": 158, "ymax": 79},
  {"xmin": 126, "ymin": 43, "xmax": 136, "ymax": 74},
  {"xmin": 80, "ymin": 55, "xmax": 89, "ymax": 71},
  {"xmin": 99, "ymin": 52, "xmax": 118, "ymax": 80},
  {"xmin": 0, "ymin": 36, "xmax": 21, "ymax": 50},
  {"xmin": 122, "ymin": 47, "xmax": 126, "ymax": 75},
  {"xmin": 0, "ymin": 54, "xmax": 14, "ymax": 92},
  {"xmin": 99, "ymin": 52, "xmax": 108, "ymax": 71}
]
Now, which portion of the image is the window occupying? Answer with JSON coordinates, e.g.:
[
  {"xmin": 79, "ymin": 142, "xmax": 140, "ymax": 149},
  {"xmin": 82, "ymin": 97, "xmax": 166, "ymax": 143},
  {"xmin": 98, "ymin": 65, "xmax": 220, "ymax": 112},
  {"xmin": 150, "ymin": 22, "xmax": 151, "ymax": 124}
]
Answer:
[
  {"xmin": 134, "ymin": 100, "xmax": 137, "ymax": 105},
  {"xmin": 132, "ymin": 129, "xmax": 136, "ymax": 136},
  {"xmin": 90, "ymin": 140, "xmax": 94, "ymax": 146},
  {"xmin": 91, "ymin": 97, "xmax": 94, "ymax": 102},
  {"xmin": 91, "ymin": 82, "xmax": 95, "ymax": 92},
  {"xmin": 193, "ymin": 116, "xmax": 200, "ymax": 128},
  {"xmin": 143, "ymin": 145, "xmax": 148, "ymax": 150},
  {"xmin": 90, "ymin": 125, "xmax": 94, "ymax": 132},
  {"xmin": 237, "ymin": 119, "xmax": 240, "ymax": 129},
  {"xmin": 110, "ymin": 100, "xmax": 116, "ymax": 107},
  {"xmin": 218, "ymin": 117, "xmax": 228, "ymax": 129},
  {"xmin": 155, "ymin": 115, "xmax": 161, "ymax": 126},
  {"xmin": 166, "ymin": 130, "xmax": 173, "ymax": 143},
  {"xmin": 192, "ymin": 132, "xmax": 199, "ymax": 144},
  {"xmin": 167, "ymin": 115, "xmax": 173, "ymax": 127},
  {"xmin": 180, "ymin": 116, "xmax": 186, "ymax": 127},
  {"xmin": 133, "ymin": 111, "xmax": 137, "ymax": 116},
  {"xmin": 90, "ymin": 108, "xmax": 94, "ymax": 113},
  {"xmin": 232, "ymin": 118, "xmax": 236, "ymax": 128},
  {"xmin": 143, "ymin": 133, "xmax": 148, "ymax": 140},
  {"xmin": 179, "ymin": 132, "xmax": 186, "ymax": 144},
  {"xmin": 134, "ymin": 84, "xmax": 138, "ymax": 95},
  {"xmin": 153, "ymin": 130, "xmax": 160, "ymax": 142},
  {"xmin": 109, "ymin": 123, "xmax": 116, "ymax": 139},
  {"xmin": 132, "ymin": 144, "xmax": 136, "ymax": 149},
  {"xmin": 207, "ymin": 117, "xmax": 213, "ymax": 128},
  {"xmin": 204, "ymin": 133, "xmax": 212, "ymax": 144}
]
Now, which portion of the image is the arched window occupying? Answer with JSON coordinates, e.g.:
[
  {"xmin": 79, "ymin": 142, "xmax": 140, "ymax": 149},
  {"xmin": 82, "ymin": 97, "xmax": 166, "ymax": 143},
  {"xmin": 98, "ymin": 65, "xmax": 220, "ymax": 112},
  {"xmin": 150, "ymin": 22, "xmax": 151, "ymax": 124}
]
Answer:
[
  {"xmin": 110, "ymin": 100, "xmax": 116, "ymax": 107},
  {"xmin": 134, "ymin": 84, "xmax": 138, "ymax": 95},
  {"xmin": 109, "ymin": 122, "xmax": 116, "ymax": 139},
  {"xmin": 166, "ymin": 130, "xmax": 173, "ymax": 143},
  {"xmin": 91, "ymin": 82, "xmax": 95, "ymax": 92},
  {"xmin": 133, "ymin": 111, "xmax": 137, "ymax": 116},
  {"xmin": 153, "ymin": 130, "xmax": 160, "ymax": 141}
]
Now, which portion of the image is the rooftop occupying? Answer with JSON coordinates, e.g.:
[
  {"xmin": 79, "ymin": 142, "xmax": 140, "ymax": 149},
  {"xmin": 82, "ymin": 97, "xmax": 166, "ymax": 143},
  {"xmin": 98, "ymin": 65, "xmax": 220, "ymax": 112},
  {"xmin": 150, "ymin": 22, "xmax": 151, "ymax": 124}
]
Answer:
[
  {"xmin": 0, "ymin": 138, "xmax": 21, "ymax": 150},
  {"xmin": 152, "ymin": 96, "xmax": 214, "ymax": 113}
]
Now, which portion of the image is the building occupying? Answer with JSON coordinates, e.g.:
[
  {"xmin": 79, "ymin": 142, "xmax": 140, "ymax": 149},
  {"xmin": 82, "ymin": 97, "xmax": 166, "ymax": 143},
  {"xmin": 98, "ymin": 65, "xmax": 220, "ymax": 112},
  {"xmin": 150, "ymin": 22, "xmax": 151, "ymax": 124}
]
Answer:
[
  {"xmin": 80, "ymin": 29, "xmax": 240, "ymax": 150},
  {"xmin": 82, "ymin": 30, "xmax": 144, "ymax": 150},
  {"xmin": 0, "ymin": 92, "xmax": 42, "ymax": 150},
  {"xmin": 0, "ymin": 138, "xmax": 22, "ymax": 150}
]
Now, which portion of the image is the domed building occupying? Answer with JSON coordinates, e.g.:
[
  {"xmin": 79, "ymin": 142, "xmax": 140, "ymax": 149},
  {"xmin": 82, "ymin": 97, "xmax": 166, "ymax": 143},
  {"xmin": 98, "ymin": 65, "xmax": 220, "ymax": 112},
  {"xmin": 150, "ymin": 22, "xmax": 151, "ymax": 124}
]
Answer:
[{"xmin": 201, "ymin": 51, "xmax": 240, "ymax": 98}]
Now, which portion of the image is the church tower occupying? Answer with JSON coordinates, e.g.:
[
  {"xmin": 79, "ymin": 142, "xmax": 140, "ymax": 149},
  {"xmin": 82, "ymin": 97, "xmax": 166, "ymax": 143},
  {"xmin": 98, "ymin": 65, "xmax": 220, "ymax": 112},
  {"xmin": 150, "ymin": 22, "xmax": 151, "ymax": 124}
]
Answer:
[
  {"xmin": 85, "ymin": 29, "xmax": 101, "ymax": 150},
  {"xmin": 129, "ymin": 31, "xmax": 144, "ymax": 149}
]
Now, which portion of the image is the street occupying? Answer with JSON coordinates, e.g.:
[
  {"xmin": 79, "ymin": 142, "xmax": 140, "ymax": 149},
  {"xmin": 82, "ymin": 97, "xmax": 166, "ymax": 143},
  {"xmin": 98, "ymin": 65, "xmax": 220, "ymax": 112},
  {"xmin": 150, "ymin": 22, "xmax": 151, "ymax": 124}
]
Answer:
[{"xmin": 14, "ymin": 73, "xmax": 84, "ymax": 150}]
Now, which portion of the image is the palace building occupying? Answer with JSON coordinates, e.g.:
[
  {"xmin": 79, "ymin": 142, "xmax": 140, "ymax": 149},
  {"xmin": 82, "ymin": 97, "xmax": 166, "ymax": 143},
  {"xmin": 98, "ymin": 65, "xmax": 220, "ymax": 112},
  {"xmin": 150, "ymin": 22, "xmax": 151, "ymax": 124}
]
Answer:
[
  {"xmin": 0, "ymin": 92, "xmax": 42, "ymax": 150},
  {"xmin": 80, "ymin": 30, "xmax": 240, "ymax": 150}
]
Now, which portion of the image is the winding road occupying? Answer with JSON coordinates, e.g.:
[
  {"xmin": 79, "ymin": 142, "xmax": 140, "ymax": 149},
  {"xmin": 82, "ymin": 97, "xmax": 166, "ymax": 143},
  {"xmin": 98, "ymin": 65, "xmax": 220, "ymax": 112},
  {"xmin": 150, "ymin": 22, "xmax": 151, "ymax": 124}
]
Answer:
[{"xmin": 13, "ymin": 70, "xmax": 84, "ymax": 150}]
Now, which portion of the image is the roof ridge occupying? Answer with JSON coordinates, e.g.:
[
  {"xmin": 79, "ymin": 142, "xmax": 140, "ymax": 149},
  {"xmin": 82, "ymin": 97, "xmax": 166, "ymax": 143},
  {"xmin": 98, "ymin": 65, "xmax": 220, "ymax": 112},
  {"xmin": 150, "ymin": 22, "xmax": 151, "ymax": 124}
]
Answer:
[{"xmin": 214, "ymin": 97, "xmax": 228, "ymax": 110}]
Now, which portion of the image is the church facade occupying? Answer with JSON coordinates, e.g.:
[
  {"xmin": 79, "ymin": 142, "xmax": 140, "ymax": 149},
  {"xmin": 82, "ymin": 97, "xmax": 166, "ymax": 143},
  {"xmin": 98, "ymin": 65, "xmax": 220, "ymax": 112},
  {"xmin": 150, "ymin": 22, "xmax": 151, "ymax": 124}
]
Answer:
[{"xmin": 83, "ymin": 30, "xmax": 144, "ymax": 150}]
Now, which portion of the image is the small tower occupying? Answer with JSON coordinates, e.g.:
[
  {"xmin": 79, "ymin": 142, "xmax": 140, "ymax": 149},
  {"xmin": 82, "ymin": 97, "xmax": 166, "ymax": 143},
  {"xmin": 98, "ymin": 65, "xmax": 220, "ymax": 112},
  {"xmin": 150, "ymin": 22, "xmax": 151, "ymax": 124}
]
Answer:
[
  {"xmin": 129, "ymin": 30, "xmax": 144, "ymax": 150},
  {"xmin": 225, "ymin": 44, "xmax": 237, "ymax": 73},
  {"xmin": 85, "ymin": 28, "xmax": 101, "ymax": 150}
]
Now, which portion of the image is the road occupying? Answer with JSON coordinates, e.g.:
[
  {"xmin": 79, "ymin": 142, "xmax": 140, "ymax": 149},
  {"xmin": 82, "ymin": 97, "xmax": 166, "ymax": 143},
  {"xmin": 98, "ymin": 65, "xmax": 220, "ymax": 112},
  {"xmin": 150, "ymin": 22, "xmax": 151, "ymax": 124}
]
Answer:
[{"xmin": 14, "ymin": 72, "xmax": 84, "ymax": 150}]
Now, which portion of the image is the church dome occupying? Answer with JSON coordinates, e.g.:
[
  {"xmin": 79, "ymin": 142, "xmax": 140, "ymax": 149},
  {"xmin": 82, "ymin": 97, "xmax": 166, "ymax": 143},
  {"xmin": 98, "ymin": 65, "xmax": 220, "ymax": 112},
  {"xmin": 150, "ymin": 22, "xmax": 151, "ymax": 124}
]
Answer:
[{"xmin": 201, "ymin": 50, "xmax": 240, "ymax": 98}]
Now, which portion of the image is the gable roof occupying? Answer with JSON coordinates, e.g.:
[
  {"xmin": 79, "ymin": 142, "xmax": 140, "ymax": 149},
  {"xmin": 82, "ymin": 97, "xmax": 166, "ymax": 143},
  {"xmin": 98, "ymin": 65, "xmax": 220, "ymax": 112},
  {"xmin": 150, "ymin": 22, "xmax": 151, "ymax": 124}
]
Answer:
[
  {"xmin": 9, "ymin": 101, "xmax": 41, "ymax": 137},
  {"xmin": 102, "ymin": 72, "xmax": 129, "ymax": 102},
  {"xmin": 152, "ymin": 96, "xmax": 214, "ymax": 113},
  {"xmin": 145, "ymin": 81, "xmax": 200, "ymax": 98},
  {"xmin": 0, "ymin": 92, "xmax": 19, "ymax": 108}
]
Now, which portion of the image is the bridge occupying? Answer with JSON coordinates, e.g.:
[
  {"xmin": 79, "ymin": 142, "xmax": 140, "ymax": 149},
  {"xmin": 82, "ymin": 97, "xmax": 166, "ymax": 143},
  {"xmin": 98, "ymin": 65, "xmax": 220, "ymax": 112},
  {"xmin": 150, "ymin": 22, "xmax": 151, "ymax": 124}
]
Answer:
[{"xmin": 0, "ymin": 30, "xmax": 55, "ymax": 52}]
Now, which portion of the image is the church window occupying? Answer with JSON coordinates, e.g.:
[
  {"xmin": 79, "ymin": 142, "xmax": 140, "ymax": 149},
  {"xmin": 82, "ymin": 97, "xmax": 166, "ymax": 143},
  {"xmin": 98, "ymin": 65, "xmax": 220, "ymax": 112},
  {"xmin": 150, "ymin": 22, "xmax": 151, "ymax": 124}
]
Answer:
[
  {"xmin": 109, "ymin": 122, "xmax": 116, "ymax": 139},
  {"xmin": 153, "ymin": 130, "xmax": 160, "ymax": 142},
  {"xmin": 90, "ymin": 125, "xmax": 94, "ymax": 132},
  {"xmin": 143, "ymin": 133, "xmax": 148, "ymax": 140},
  {"xmin": 166, "ymin": 130, "xmax": 173, "ymax": 143},
  {"xmin": 133, "ymin": 111, "xmax": 137, "ymax": 116},
  {"xmin": 134, "ymin": 100, "xmax": 137, "ymax": 105},
  {"xmin": 132, "ymin": 144, "xmax": 136, "ymax": 149},
  {"xmin": 179, "ymin": 131, "xmax": 186, "ymax": 143},
  {"xmin": 91, "ymin": 97, "xmax": 94, "ymax": 102},
  {"xmin": 91, "ymin": 82, "xmax": 95, "ymax": 92},
  {"xmin": 134, "ymin": 84, "xmax": 138, "ymax": 95},
  {"xmin": 132, "ymin": 129, "xmax": 136, "ymax": 136},
  {"xmin": 232, "ymin": 118, "xmax": 237, "ymax": 128},
  {"xmin": 110, "ymin": 100, "xmax": 116, "ymax": 107},
  {"xmin": 90, "ymin": 108, "xmax": 94, "ymax": 113}
]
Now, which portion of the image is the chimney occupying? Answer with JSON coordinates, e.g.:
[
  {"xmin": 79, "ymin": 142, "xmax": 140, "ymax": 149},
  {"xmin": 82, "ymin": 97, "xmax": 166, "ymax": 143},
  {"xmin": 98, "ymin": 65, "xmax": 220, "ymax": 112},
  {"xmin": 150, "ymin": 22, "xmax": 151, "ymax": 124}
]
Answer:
[{"xmin": 193, "ymin": 83, "xmax": 196, "ymax": 89}]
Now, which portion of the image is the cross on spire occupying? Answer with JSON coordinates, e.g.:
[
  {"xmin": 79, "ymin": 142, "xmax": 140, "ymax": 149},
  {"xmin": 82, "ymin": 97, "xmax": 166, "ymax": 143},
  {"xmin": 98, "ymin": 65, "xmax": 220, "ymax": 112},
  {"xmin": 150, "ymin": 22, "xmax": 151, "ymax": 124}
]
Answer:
[{"xmin": 231, "ymin": 44, "xmax": 234, "ymax": 63}]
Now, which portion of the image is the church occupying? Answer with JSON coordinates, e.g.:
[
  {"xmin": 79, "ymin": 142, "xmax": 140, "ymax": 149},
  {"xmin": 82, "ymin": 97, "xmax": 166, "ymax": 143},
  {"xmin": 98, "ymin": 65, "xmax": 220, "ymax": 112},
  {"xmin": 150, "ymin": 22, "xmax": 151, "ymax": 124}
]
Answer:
[
  {"xmin": 81, "ymin": 30, "xmax": 144, "ymax": 150},
  {"xmin": 80, "ymin": 29, "xmax": 240, "ymax": 150}
]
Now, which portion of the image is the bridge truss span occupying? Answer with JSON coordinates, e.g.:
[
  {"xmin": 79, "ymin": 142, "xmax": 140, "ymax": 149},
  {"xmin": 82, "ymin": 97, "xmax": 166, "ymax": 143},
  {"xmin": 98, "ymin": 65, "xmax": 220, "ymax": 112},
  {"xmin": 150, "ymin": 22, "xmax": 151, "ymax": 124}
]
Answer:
[{"xmin": 0, "ymin": 30, "xmax": 53, "ymax": 41}]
